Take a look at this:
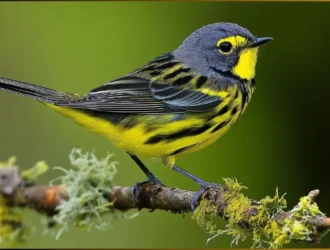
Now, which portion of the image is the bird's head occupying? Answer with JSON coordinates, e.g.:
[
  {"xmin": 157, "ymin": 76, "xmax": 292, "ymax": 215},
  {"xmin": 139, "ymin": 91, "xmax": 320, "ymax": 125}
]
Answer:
[{"xmin": 173, "ymin": 22, "xmax": 272, "ymax": 82}]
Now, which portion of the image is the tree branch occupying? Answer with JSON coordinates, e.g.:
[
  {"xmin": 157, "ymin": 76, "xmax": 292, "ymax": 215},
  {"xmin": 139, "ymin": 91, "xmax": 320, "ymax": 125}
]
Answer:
[
  {"xmin": 0, "ymin": 164, "xmax": 329, "ymax": 248},
  {"xmin": 17, "ymin": 184, "xmax": 212, "ymax": 214}
]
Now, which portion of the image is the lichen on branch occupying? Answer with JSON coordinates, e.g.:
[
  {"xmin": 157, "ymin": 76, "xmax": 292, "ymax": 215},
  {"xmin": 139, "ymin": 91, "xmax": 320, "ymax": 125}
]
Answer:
[
  {"xmin": 50, "ymin": 149, "xmax": 138, "ymax": 239},
  {"xmin": 192, "ymin": 179, "xmax": 329, "ymax": 248}
]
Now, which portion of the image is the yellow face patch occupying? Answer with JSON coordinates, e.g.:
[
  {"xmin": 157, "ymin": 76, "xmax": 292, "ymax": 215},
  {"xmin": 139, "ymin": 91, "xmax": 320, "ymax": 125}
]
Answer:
[
  {"xmin": 217, "ymin": 35, "xmax": 259, "ymax": 81},
  {"xmin": 232, "ymin": 47, "xmax": 258, "ymax": 80}
]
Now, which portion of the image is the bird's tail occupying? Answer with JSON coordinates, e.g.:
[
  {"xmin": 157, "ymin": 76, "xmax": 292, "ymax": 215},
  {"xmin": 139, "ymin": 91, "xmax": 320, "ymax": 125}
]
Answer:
[{"xmin": 0, "ymin": 78, "xmax": 73, "ymax": 103}]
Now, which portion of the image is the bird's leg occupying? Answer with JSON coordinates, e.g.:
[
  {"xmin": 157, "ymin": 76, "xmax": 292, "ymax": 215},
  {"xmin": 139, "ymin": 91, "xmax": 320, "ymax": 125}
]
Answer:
[
  {"xmin": 129, "ymin": 154, "xmax": 165, "ymax": 201},
  {"xmin": 172, "ymin": 165, "xmax": 223, "ymax": 211}
]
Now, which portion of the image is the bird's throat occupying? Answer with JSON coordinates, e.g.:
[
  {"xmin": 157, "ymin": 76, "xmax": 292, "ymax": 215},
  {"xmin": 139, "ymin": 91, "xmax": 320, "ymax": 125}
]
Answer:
[{"xmin": 232, "ymin": 48, "xmax": 258, "ymax": 81}]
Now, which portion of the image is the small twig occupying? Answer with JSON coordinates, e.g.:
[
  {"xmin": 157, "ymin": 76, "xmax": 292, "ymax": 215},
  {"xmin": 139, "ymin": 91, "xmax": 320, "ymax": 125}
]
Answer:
[{"xmin": 307, "ymin": 189, "xmax": 320, "ymax": 202}]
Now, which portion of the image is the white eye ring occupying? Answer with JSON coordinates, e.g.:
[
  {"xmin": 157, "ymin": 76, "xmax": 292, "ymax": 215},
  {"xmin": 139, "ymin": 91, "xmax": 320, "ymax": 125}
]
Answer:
[{"xmin": 218, "ymin": 42, "xmax": 233, "ymax": 54}]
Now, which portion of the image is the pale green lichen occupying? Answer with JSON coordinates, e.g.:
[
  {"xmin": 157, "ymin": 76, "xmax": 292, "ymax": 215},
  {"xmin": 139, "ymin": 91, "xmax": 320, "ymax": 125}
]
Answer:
[
  {"xmin": 21, "ymin": 161, "xmax": 49, "ymax": 183},
  {"xmin": 192, "ymin": 199, "xmax": 218, "ymax": 233},
  {"xmin": 0, "ymin": 156, "xmax": 17, "ymax": 168},
  {"xmin": 221, "ymin": 178, "xmax": 251, "ymax": 246},
  {"xmin": 264, "ymin": 195, "xmax": 325, "ymax": 248},
  {"xmin": 192, "ymin": 178, "xmax": 251, "ymax": 246},
  {"xmin": 192, "ymin": 178, "xmax": 328, "ymax": 248},
  {"xmin": 251, "ymin": 189, "xmax": 287, "ymax": 248},
  {"xmin": 51, "ymin": 149, "xmax": 138, "ymax": 240}
]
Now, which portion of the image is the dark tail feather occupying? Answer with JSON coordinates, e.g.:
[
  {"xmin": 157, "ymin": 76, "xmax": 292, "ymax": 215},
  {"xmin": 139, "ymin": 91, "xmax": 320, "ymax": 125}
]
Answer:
[{"xmin": 0, "ymin": 78, "xmax": 72, "ymax": 103}]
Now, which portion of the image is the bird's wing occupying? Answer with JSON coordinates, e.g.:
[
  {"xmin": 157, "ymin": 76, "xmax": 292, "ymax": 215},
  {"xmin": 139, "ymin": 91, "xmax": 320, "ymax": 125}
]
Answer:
[{"xmin": 56, "ymin": 75, "xmax": 221, "ymax": 114}]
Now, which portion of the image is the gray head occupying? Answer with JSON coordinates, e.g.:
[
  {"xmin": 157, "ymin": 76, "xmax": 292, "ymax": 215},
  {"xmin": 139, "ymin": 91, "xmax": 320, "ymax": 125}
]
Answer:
[{"xmin": 173, "ymin": 22, "xmax": 272, "ymax": 82}]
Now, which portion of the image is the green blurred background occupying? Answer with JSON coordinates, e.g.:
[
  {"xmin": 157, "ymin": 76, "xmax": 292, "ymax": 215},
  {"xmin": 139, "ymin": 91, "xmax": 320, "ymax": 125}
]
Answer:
[{"xmin": 0, "ymin": 1, "xmax": 329, "ymax": 248}]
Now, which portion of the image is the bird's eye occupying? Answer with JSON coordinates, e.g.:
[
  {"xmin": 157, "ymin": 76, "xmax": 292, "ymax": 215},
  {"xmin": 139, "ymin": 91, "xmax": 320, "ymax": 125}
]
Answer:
[{"xmin": 218, "ymin": 42, "xmax": 233, "ymax": 54}]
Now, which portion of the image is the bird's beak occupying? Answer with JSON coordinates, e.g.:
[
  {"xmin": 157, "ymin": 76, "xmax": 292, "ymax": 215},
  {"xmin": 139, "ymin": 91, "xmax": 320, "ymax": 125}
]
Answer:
[{"xmin": 249, "ymin": 37, "xmax": 273, "ymax": 48}]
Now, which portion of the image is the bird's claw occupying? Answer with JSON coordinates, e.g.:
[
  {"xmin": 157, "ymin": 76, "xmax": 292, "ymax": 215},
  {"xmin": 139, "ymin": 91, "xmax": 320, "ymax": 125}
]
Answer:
[
  {"xmin": 132, "ymin": 176, "xmax": 166, "ymax": 202},
  {"xmin": 191, "ymin": 182, "xmax": 223, "ymax": 211}
]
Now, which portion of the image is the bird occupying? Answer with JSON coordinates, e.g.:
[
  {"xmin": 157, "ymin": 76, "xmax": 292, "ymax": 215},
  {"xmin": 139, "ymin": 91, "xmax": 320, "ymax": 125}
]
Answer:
[{"xmin": 0, "ymin": 22, "xmax": 272, "ymax": 210}]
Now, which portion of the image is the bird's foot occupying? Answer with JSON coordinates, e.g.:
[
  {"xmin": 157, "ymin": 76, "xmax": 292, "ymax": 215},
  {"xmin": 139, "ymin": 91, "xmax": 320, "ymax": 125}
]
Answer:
[
  {"xmin": 172, "ymin": 165, "xmax": 223, "ymax": 211},
  {"xmin": 191, "ymin": 181, "xmax": 223, "ymax": 211},
  {"xmin": 132, "ymin": 173, "xmax": 166, "ymax": 202}
]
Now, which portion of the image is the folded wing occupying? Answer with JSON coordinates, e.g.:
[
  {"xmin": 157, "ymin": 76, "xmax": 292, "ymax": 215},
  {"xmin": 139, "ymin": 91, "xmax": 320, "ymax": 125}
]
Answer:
[{"xmin": 56, "ymin": 75, "xmax": 221, "ymax": 114}]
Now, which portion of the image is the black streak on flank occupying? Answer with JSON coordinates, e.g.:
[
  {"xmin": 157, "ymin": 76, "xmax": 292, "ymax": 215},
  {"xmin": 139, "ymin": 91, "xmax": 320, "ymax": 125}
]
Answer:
[
  {"xmin": 217, "ymin": 105, "xmax": 229, "ymax": 116},
  {"xmin": 206, "ymin": 104, "xmax": 230, "ymax": 122},
  {"xmin": 169, "ymin": 144, "xmax": 198, "ymax": 156},
  {"xmin": 145, "ymin": 124, "xmax": 212, "ymax": 144},
  {"xmin": 211, "ymin": 121, "xmax": 230, "ymax": 133},
  {"xmin": 196, "ymin": 75, "xmax": 207, "ymax": 88},
  {"xmin": 234, "ymin": 88, "xmax": 239, "ymax": 99},
  {"xmin": 172, "ymin": 75, "xmax": 193, "ymax": 86},
  {"xmin": 164, "ymin": 67, "xmax": 190, "ymax": 80},
  {"xmin": 240, "ymin": 83, "xmax": 248, "ymax": 113},
  {"xmin": 231, "ymin": 106, "xmax": 239, "ymax": 116}
]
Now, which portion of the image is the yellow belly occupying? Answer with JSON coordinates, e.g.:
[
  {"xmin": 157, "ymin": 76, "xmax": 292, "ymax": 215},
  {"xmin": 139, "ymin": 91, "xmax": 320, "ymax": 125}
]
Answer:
[{"xmin": 45, "ymin": 103, "xmax": 239, "ymax": 159}]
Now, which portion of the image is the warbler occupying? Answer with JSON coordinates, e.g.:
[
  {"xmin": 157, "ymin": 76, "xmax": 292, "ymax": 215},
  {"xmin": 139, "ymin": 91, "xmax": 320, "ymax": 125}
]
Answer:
[{"xmin": 0, "ymin": 23, "xmax": 272, "ymax": 210}]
